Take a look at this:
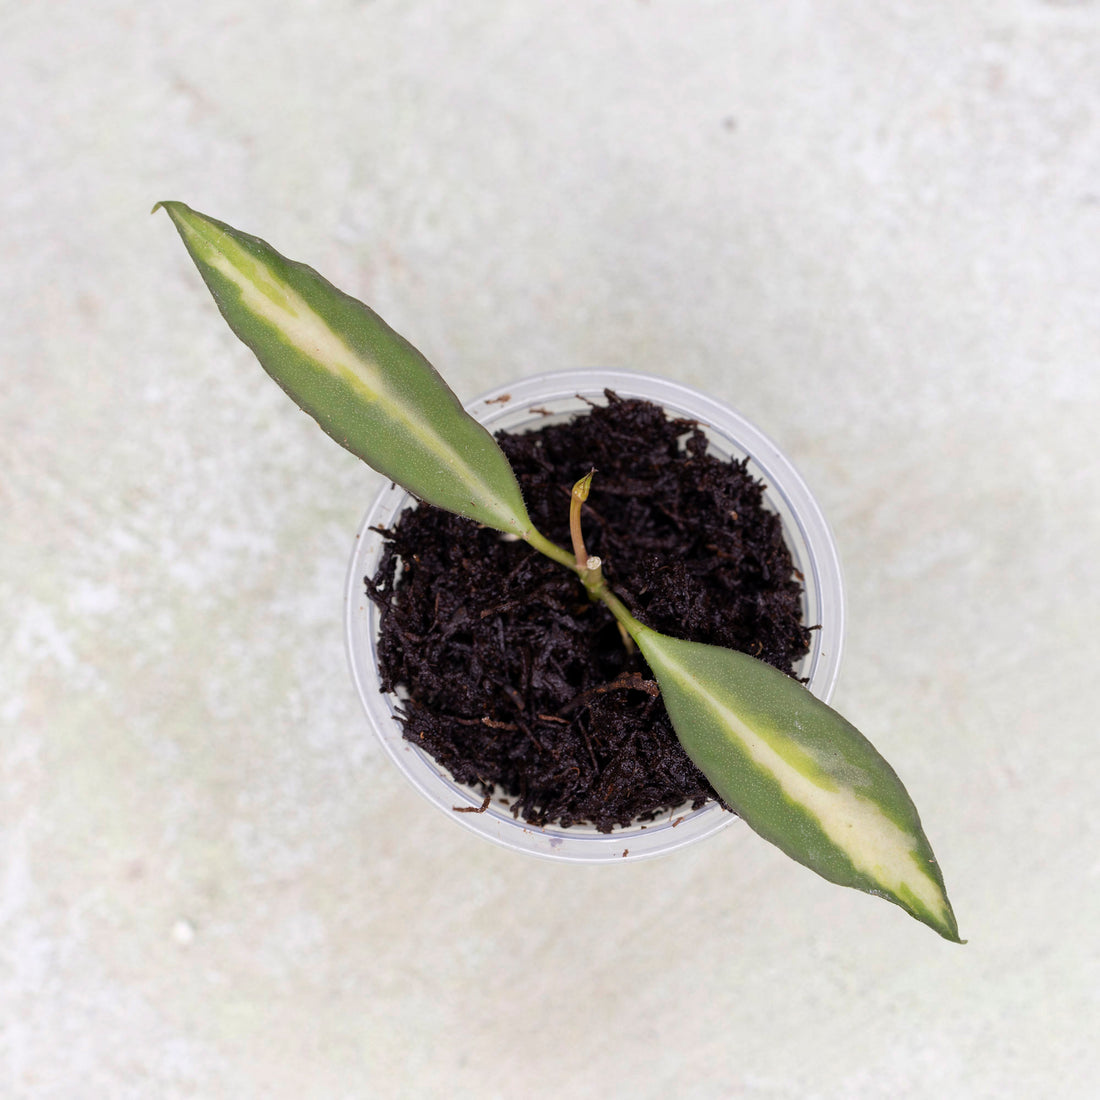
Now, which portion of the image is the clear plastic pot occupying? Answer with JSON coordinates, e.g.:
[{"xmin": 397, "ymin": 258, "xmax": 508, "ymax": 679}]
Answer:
[{"xmin": 345, "ymin": 369, "xmax": 845, "ymax": 862}]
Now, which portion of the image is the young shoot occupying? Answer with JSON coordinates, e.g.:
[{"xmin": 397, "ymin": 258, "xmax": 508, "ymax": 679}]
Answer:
[{"xmin": 570, "ymin": 469, "xmax": 604, "ymax": 585}]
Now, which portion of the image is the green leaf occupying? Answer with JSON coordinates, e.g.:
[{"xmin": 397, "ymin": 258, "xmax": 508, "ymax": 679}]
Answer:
[
  {"xmin": 156, "ymin": 201, "xmax": 535, "ymax": 537},
  {"xmin": 632, "ymin": 625, "xmax": 962, "ymax": 941}
]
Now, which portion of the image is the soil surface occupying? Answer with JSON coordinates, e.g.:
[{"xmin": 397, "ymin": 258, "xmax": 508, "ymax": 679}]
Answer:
[{"xmin": 367, "ymin": 392, "xmax": 811, "ymax": 831}]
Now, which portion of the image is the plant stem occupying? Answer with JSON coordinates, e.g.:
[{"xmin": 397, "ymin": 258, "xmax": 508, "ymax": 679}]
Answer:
[
  {"xmin": 581, "ymin": 569, "xmax": 647, "ymax": 647},
  {"xmin": 565, "ymin": 470, "xmax": 643, "ymax": 649},
  {"xmin": 523, "ymin": 527, "xmax": 578, "ymax": 572},
  {"xmin": 519, "ymin": 473, "xmax": 646, "ymax": 649}
]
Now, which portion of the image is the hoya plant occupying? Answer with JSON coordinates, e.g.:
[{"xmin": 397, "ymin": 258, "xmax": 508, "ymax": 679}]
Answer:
[{"xmin": 157, "ymin": 201, "xmax": 962, "ymax": 942}]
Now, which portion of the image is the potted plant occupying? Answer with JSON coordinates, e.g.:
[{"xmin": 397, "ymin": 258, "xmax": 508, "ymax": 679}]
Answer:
[
  {"xmin": 157, "ymin": 201, "xmax": 962, "ymax": 942},
  {"xmin": 348, "ymin": 370, "xmax": 845, "ymax": 864}
]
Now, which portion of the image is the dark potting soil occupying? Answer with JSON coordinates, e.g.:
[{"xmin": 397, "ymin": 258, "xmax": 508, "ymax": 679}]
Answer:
[{"xmin": 367, "ymin": 392, "xmax": 812, "ymax": 832}]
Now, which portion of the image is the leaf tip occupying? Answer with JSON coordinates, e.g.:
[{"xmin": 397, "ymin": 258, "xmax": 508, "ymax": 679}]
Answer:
[
  {"xmin": 934, "ymin": 905, "xmax": 966, "ymax": 945},
  {"xmin": 906, "ymin": 882, "xmax": 964, "ymax": 943}
]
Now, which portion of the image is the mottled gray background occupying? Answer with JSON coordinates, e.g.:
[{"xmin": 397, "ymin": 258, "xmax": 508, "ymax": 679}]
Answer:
[{"xmin": 3, "ymin": 2, "xmax": 1098, "ymax": 1097}]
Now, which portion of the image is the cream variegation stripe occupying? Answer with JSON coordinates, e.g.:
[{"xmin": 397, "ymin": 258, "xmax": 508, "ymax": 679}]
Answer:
[
  {"xmin": 173, "ymin": 211, "xmax": 520, "ymax": 531},
  {"xmin": 640, "ymin": 634, "xmax": 951, "ymax": 930}
]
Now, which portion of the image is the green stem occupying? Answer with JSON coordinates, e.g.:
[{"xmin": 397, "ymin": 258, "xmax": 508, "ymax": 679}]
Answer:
[
  {"xmin": 522, "ymin": 503, "xmax": 644, "ymax": 652},
  {"xmin": 558, "ymin": 470, "xmax": 647, "ymax": 646},
  {"xmin": 586, "ymin": 573, "xmax": 649, "ymax": 644},
  {"xmin": 523, "ymin": 527, "xmax": 578, "ymax": 572}
]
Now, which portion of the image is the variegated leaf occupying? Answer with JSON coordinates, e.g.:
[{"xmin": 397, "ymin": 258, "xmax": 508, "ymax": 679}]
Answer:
[
  {"xmin": 633, "ymin": 626, "xmax": 962, "ymax": 941},
  {"xmin": 156, "ymin": 201, "xmax": 535, "ymax": 537}
]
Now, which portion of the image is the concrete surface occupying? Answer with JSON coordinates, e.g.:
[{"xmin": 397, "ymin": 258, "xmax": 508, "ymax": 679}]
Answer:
[{"xmin": 3, "ymin": 2, "xmax": 1098, "ymax": 1097}]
